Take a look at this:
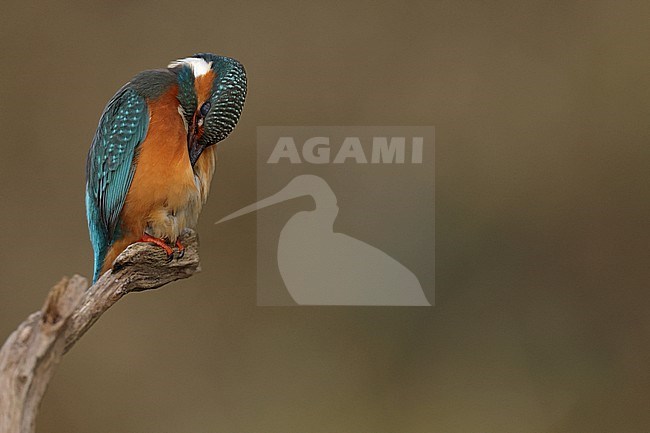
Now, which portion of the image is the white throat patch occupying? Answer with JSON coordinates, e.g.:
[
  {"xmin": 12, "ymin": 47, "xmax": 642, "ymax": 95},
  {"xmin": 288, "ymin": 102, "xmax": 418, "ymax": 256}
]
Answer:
[{"xmin": 168, "ymin": 57, "xmax": 213, "ymax": 77}]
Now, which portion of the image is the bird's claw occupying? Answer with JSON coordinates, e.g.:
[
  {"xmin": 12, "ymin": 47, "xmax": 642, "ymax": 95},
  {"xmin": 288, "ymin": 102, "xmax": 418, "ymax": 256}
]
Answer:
[
  {"xmin": 175, "ymin": 239, "xmax": 185, "ymax": 259},
  {"xmin": 137, "ymin": 234, "xmax": 186, "ymax": 262},
  {"xmin": 139, "ymin": 234, "xmax": 175, "ymax": 262}
]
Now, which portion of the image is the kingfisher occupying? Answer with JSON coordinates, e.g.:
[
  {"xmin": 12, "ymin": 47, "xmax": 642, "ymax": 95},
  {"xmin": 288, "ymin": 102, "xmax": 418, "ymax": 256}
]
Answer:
[{"xmin": 85, "ymin": 53, "xmax": 246, "ymax": 282}]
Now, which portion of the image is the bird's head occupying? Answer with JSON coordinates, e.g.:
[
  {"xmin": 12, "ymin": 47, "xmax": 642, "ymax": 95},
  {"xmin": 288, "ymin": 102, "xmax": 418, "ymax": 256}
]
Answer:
[{"xmin": 168, "ymin": 53, "xmax": 247, "ymax": 166}]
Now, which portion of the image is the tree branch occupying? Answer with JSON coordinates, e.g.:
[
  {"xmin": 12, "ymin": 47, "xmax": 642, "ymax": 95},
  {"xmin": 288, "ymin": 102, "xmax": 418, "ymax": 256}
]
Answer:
[{"xmin": 0, "ymin": 229, "xmax": 200, "ymax": 433}]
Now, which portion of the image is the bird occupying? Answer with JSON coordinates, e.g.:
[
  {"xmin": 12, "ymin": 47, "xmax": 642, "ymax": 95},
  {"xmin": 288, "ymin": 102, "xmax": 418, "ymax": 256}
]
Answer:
[
  {"xmin": 216, "ymin": 175, "xmax": 430, "ymax": 305},
  {"xmin": 85, "ymin": 53, "xmax": 246, "ymax": 282}
]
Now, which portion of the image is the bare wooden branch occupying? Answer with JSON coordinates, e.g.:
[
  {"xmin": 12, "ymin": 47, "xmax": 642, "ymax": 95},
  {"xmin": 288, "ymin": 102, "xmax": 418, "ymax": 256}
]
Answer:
[{"xmin": 0, "ymin": 229, "xmax": 200, "ymax": 433}]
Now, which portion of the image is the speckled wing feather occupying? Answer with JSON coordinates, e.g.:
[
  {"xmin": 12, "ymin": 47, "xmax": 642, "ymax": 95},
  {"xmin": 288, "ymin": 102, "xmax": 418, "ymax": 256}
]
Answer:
[{"xmin": 85, "ymin": 86, "xmax": 149, "ymax": 281}]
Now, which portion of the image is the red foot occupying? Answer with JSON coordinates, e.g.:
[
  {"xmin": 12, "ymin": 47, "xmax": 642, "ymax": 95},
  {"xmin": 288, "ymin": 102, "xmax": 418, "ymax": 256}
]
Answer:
[
  {"xmin": 175, "ymin": 239, "xmax": 185, "ymax": 259},
  {"xmin": 139, "ymin": 234, "xmax": 174, "ymax": 261}
]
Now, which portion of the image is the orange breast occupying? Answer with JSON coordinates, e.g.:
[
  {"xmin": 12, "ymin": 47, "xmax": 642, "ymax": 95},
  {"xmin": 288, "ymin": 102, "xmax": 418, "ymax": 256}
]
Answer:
[{"xmin": 122, "ymin": 86, "xmax": 194, "ymax": 231}]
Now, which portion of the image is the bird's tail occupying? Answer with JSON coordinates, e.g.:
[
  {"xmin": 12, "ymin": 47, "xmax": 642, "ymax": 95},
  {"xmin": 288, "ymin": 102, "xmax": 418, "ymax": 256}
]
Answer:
[
  {"xmin": 86, "ymin": 191, "xmax": 108, "ymax": 283},
  {"xmin": 91, "ymin": 248, "xmax": 106, "ymax": 283}
]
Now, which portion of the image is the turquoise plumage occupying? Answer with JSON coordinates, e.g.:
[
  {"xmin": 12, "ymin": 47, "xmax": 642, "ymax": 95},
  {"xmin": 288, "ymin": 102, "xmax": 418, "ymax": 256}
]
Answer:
[{"xmin": 86, "ymin": 88, "xmax": 149, "ymax": 282}]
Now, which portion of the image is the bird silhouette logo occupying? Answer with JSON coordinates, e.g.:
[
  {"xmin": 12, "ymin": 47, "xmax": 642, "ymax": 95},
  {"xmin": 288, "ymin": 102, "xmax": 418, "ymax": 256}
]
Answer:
[{"xmin": 217, "ymin": 174, "xmax": 430, "ymax": 306}]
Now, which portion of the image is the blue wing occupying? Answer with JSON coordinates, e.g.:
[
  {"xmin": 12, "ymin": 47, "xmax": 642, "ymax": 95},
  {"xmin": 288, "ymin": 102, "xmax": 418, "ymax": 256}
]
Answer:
[{"xmin": 85, "ymin": 87, "xmax": 149, "ymax": 282}]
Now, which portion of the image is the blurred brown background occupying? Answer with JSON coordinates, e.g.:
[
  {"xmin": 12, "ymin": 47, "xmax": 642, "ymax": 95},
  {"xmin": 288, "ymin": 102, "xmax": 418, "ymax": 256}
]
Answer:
[{"xmin": 1, "ymin": 1, "xmax": 648, "ymax": 432}]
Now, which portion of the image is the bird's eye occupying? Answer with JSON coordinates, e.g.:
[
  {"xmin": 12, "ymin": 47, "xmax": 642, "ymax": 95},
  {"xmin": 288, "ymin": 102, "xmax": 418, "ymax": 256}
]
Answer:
[{"xmin": 200, "ymin": 101, "xmax": 211, "ymax": 117}]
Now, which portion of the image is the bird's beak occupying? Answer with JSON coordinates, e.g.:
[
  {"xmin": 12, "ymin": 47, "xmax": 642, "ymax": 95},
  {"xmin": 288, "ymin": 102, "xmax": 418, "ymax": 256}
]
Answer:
[{"xmin": 187, "ymin": 114, "xmax": 205, "ymax": 167}]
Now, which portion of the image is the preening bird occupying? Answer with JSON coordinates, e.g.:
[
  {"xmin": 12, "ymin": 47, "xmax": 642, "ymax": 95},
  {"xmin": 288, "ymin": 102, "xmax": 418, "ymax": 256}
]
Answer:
[{"xmin": 86, "ymin": 53, "xmax": 246, "ymax": 282}]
